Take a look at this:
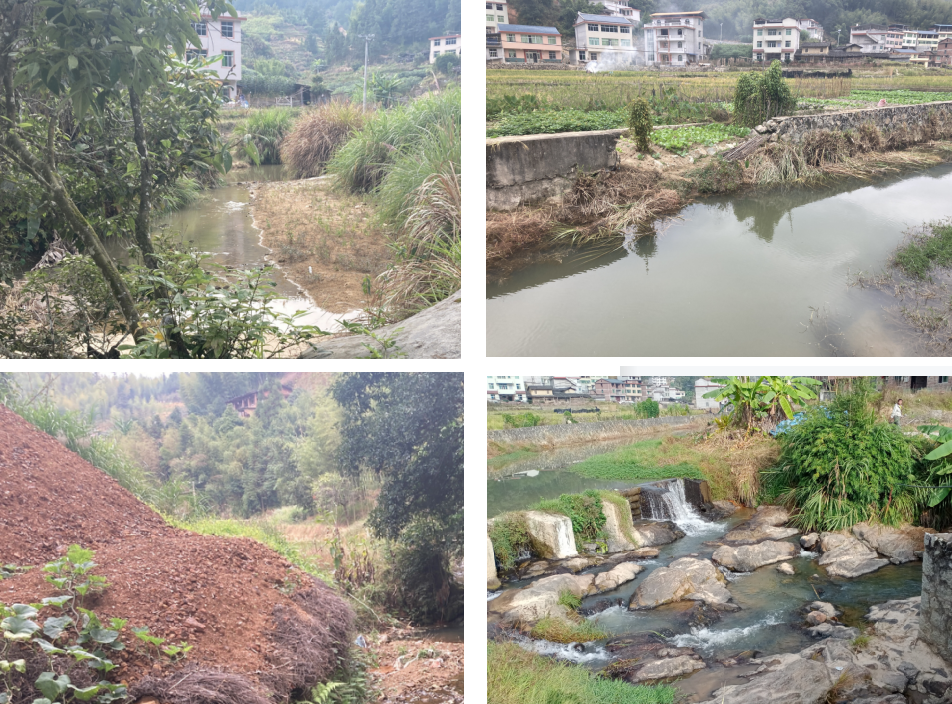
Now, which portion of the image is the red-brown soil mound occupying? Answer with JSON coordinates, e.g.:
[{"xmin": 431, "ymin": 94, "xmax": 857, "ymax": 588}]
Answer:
[{"xmin": 0, "ymin": 404, "xmax": 353, "ymax": 703}]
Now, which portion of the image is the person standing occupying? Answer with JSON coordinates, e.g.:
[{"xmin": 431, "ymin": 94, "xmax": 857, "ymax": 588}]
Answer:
[{"xmin": 891, "ymin": 398, "xmax": 903, "ymax": 426}]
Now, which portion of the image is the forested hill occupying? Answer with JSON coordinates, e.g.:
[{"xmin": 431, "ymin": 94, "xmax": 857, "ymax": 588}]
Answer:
[{"xmin": 510, "ymin": 0, "xmax": 952, "ymax": 41}]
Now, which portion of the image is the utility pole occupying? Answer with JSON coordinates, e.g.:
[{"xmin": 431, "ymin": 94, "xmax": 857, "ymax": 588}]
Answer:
[
  {"xmin": 720, "ymin": 22, "xmax": 723, "ymax": 41},
  {"xmin": 358, "ymin": 33, "xmax": 374, "ymax": 112}
]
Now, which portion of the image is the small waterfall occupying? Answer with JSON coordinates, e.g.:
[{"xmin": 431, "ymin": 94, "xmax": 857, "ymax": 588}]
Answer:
[{"xmin": 643, "ymin": 478, "xmax": 715, "ymax": 536}]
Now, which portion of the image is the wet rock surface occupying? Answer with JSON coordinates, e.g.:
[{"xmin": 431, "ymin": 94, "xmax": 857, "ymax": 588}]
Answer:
[
  {"xmin": 632, "ymin": 520, "xmax": 686, "ymax": 547},
  {"xmin": 817, "ymin": 532, "xmax": 890, "ymax": 578},
  {"xmin": 851, "ymin": 522, "xmax": 935, "ymax": 565},
  {"xmin": 712, "ymin": 540, "xmax": 798, "ymax": 572},
  {"xmin": 630, "ymin": 557, "xmax": 733, "ymax": 609}
]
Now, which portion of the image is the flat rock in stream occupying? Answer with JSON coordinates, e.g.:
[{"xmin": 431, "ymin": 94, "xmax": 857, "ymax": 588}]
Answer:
[
  {"xmin": 721, "ymin": 505, "xmax": 797, "ymax": 545},
  {"xmin": 632, "ymin": 520, "xmax": 686, "ymax": 547},
  {"xmin": 851, "ymin": 522, "xmax": 935, "ymax": 564},
  {"xmin": 712, "ymin": 540, "xmax": 798, "ymax": 572},
  {"xmin": 593, "ymin": 562, "xmax": 644, "ymax": 593},
  {"xmin": 817, "ymin": 532, "xmax": 889, "ymax": 578},
  {"xmin": 629, "ymin": 557, "xmax": 733, "ymax": 609},
  {"xmin": 298, "ymin": 290, "xmax": 461, "ymax": 359}
]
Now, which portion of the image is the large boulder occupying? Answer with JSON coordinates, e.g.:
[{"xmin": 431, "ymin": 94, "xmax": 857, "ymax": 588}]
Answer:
[
  {"xmin": 627, "ymin": 655, "xmax": 706, "ymax": 683},
  {"xmin": 698, "ymin": 653, "xmax": 834, "ymax": 704},
  {"xmin": 602, "ymin": 498, "xmax": 639, "ymax": 553},
  {"xmin": 488, "ymin": 536, "xmax": 501, "ymax": 590},
  {"xmin": 487, "ymin": 573, "xmax": 588, "ymax": 625},
  {"xmin": 524, "ymin": 511, "xmax": 577, "ymax": 559},
  {"xmin": 630, "ymin": 557, "xmax": 732, "ymax": 609},
  {"xmin": 817, "ymin": 533, "xmax": 889, "ymax": 578},
  {"xmin": 632, "ymin": 520, "xmax": 685, "ymax": 547},
  {"xmin": 721, "ymin": 505, "xmax": 797, "ymax": 545},
  {"xmin": 746, "ymin": 505, "xmax": 792, "ymax": 529},
  {"xmin": 712, "ymin": 540, "xmax": 798, "ymax": 572},
  {"xmin": 593, "ymin": 562, "xmax": 644, "ymax": 593},
  {"xmin": 851, "ymin": 522, "xmax": 935, "ymax": 564}
]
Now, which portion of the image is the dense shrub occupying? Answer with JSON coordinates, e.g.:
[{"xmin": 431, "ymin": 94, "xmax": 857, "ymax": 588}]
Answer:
[
  {"xmin": 711, "ymin": 43, "xmax": 753, "ymax": 60},
  {"xmin": 636, "ymin": 399, "xmax": 660, "ymax": 418},
  {"xmin": 628, "ymin": 98, "xmax": 653, "ymax": 152},
  {"xmin": 733, "ymin": 60, "xmax": 796, "ymax": 128},
  {"xmin": 232, "ymin": 108, "xmax": 297, "ymax": 165},
  {"xmin": 502, "ymin": 412, "xmax": 541, "ymax": 428},
  {"xmin": 280, "ymin": 101, "xmax": 365, "ymax": 178},
  {"xmin": 764, "ymin": 381, "xmax": 922, "ymax": 531}
]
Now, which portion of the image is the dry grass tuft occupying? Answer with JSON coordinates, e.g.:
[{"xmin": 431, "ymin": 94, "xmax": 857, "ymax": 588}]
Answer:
[
  {"xmin": 281, "ymin": 101, "xmax": 365, "ymax": 179},
  {"xmin": 486, "ymin": 208, "xmax": 557, "ymax": 262}
]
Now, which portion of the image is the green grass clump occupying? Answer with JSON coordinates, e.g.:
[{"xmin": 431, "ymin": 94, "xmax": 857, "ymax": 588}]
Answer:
[
  {"xmin": 489, "ymin": 512, "xmax": 534, "ymax": 571},
  {"xmin": 558, "ymin": 589, "xmax": 582, "ymax": 611},
  {"xmin": 535, "ymin": 490, "xmax": 606, "ymax": 543},
  {"xmin": 530, "ymin": 615, "xmax": 607, "ymax": 643},
  {"xmin": 893, "ymin": 220, "xmax": 952, "ymax": 280},
  {"xmin": 488, "ymin": 641, "xmax": 677, "ymax": 704},
  {"xmin": 232, "ymin": 107, "xmax": 297, "ymax": 165},
  {"xmin": 571, "ymin": 440, "xmax": 706, "ymax": 483},
  {"xmin": 487, "ymin": 108, "xmax": 626, "ymax": 138}
]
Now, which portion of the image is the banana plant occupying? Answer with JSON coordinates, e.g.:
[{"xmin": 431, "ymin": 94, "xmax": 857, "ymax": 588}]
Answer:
[
  {"xmin": 760, "ymin": 376, "xmax": 821, "ymax": 420},
  {"xmin": 917, "ymin": 424, "xmax": 952, "ymax": 507}
]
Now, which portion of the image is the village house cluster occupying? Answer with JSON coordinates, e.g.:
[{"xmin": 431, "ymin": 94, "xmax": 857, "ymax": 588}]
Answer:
[{"xmin": 485, "ymin": 0, "xmax": 952, "ymax": 68}]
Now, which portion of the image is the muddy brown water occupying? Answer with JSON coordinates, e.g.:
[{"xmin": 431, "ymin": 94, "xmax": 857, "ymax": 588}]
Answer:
[{"xmin": 487, "ymin": 162, "xmax": 952, "ymax": 356}]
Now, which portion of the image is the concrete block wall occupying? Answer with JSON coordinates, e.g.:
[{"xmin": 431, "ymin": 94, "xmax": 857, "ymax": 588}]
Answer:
[
  {"xmin": 762, "ymin": 100, "xmax": 952, "ymax": 144},
  {"xmin": 921, "ymin": 532, "xmax": 952, "ymax": 662},
  {"xmin": 486, "ymin": 129, "xmax": 625, "ymax": 210},
  {"xmin": 488, "ymin": 415, "xmax": 696, "ymax": 445}
]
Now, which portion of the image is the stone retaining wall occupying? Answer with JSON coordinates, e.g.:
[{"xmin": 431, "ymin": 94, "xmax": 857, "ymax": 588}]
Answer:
[
  {"xmin": 760, "ymin": 100, "xmax": 952, "ymax": 144},
  {"xmin": 921, "ymin": 532, "xmax": 952, "ymax": 662},
  {"xmin": 489, "ymin": 415, "xmax": 697, "ymax": 444},
  {"xmin": 486, "ymin": 129, "xmax": 626, "ymax": 210}
]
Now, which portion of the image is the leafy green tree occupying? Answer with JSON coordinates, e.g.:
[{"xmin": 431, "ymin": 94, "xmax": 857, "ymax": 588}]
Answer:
[
  {"xmin": 331, "ymin": 372, "xmax": 463, "ymax": 541},
  {"xmin": 510, "ymin": 0, "xmax": 557, "ymax": 27},
  {"xmin": 554, "ymin": 0, "xmax": 606, "ymax": 35}
]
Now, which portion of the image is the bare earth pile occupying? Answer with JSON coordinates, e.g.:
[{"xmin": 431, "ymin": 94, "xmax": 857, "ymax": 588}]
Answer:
[{"xmin": 0, "ymin": 404, "xmax": 354, "ymax": 704}]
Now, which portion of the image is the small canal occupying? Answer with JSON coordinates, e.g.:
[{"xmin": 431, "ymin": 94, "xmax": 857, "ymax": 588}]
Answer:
[
  {"xmin": 489, "ymin": 471, "xmax": 923, "ymax": 701},
  {"xmin": 487, "ymin": 162, "xmax": 952, "ymax": 356},
  {"xmin": 154, "ymin": 165, "xmax": 358, "ymax": 331}
]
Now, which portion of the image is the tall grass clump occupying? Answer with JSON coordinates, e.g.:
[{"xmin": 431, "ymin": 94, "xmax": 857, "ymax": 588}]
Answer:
[
  {"xmin": 280, "ymin": 101, "xmax": 365, "ymax": 178},
  {"xmin": 328, "ymin": 87, "xmax": 461, "ymax": 193},
  {"xmin": 893, "ymin": 219, "xmax": 952, "ymax": 280},
  {"xmin": 233, "ymin": 107, "xmax": 297, "ymax": 165},
  {"xmin": 535, "ymin": 490, "xmax": 607, "ymax": 543},
  {"xmin": 763, "ymin": 379, "xmax": 924, "ymax": 532},
  {"xmin": 333, "ymin": 89, "xmax": 462, "ymax": 319},
  {"xmin": 156, "ymin": 176, "xmax": 203, "ymax": 214}
]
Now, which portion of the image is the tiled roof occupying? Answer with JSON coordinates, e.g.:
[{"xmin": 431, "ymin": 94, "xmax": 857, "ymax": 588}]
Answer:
[
  {"xmin": 497, "ymin": 23, "xmax": 560, "ymax": 34},
  {"xmin": 577, "ymin": 13, "xmax": 633, "ymax": 24}
]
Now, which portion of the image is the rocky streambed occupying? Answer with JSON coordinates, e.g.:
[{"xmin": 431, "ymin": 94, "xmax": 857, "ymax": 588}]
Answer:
[{"xmin": 488, "ymin": 480, "xmax": 950, "ymax": 703}]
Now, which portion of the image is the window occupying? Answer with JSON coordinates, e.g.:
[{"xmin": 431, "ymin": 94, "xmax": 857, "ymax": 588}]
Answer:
[
  {"xmin": 496, "ymin": 3, "xmax": 503, "ymax": 8},
  {"xmin": 588, "ymin": 24, "xmax": 599, "ymax": 31},
  {"xmin": 601, "ymin": 25, "xmax": 618, "ymax": 33},
  {"xmin": 432, "ymin": 50, "xmax": 440, "ymax": 56},
  {"xmin": 186, "ymin": 48, "xmax": 207, "ymax": 61},
  {"xmin": 222, "ymin": 50, "xmax": 234, "ymax": 67},
  {"xmin": 589, "ymin": 37, "xmax": 599, "ymax": 45},
  {"xmin": 516, "ymin": 383, "xmax": 522, "ymax": 389},
  {"xmin": 489, "ymin": 48, "xmax": 498, "ymax": 57},
  {"xmin": 547, "ymin": 36, "xmax": 556, "ymax": 44},
  {"xmin": 757, "ymin": 29, "xmax": 763, "ymax": 36},
  {"xmin": 941, "ymin": 376, "xmax": 949, "ymax": 383},
  {"xmin": 487, "ymin": 14, "xmax": 494, "ymax": 21},
  {"xmin": 221, "ymin": 20, "xmax": 233, "ymax": 38},
  {"xmin": 785, "ymin": 40, "xmax": 790, "ymax": 47},
  {"xmin": 601, "ymin": 37, "xmax": 617, "ymax": 46},
  {"xmin": 785, "ymin": 28, "xmax": 791, "ymax": 35},
  {"xmin": 661, "ymin": 53, "xmax": 668, "ymax": 61},
  {"xmin": 507, "ymin": 49, "xmax": 517, "ymax": 57},
  {"xmin": 660, "ymin": 28, "xmax": 668, "ymax": 35},
  {"xmin": 677, "ymin": 28, "xmax": 682, "ymax": 35},
  {"xmin": 506, "ymin": 33, "xmax": 515, "ymax": 41},
  {"xmin": 446, "ymin": 37, "xmax": 456, "ymax": 45},
  {"xmin": 579, "ymin": 50, "xmax": 586, "ymax": 59},
  {"xmin": 523, "ymin": 35, "xmax": 542, "ymax": 43},
  {"xmin": 677, "ymin": 41, "xmax": 682, "ymax": 48},
  {"xmin": 191, "ymin": 21, "xmax": 207, "ymax": 35},
  {"xmin": 485, "ymin": 2, "xmax": 491, "ymax": 7},
  {"xmin": 648, "ymin": 52, "xmax": 655, "ymax": 61},
  {"xmin": 590, "ymin": 52, "xmax": 597, "ymax": 59},
  {"xmin": 620, "ymin": 26, "xmax": 630, "ymax": 33},
  {"xmin": 548, "ymin": 51, "xmax": 557, "ymax": 59},
  {"xmin": 433, "ymin": 39, "xmax": 441, "ymax": 45},
  {"xmin": 498, "ymin": 15, "xmax": 504, "ymax": 21},
  {"xmin": 488, "ymin": 383, "xmax": 495, "ymax": 389},
  {"xmin": 621, "ymin": 38, "xmax": 630, "ymax": 46}
]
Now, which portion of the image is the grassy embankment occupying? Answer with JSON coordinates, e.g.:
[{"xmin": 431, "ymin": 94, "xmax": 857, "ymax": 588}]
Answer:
[{"xmin": 488, "ymin": 642, "xmax": 676, "ymax": 704}]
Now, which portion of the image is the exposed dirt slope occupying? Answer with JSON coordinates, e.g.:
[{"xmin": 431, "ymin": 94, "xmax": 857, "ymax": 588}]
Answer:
[{"xmin": 0, "ymin": 404, "xmax": 353, "ymax": 703}]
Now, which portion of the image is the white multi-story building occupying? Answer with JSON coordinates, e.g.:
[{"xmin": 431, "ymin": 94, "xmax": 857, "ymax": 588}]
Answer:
[
  {"xmin": 752, "ymin": 17, "xmax": 800, "ymax": 63},
  {"xmin": 429, "ymin": 34, "xmax": 461, "ymax": 63},
  {"xmin": 573, "ymin": 13, "xmax": 637, "ymax": 65},
  {"xmin": 598, "ymin": 0, "xmax": 640, "ymax": 22},
  {"xmin": 486, "ymin": 0, "xmax": 509, "ymax": 33},
  {"xmin": 797, "ymin": 18, "xmax": 824, "ymax": 40},
  {"xmin": 850, "ymin": 24, "xmax": 904, "ymax": 51},
  {"xmin": 644, "ymin": 11, "xmax": 707, "ymax": 66},
  {"xmin": 187, "ymin": 14, "xmax": 245, "ymax": 100},
  {"xmin": 487, "ymin": 376, "xmax": 527, "ymax": 402},
  {"xmin": 695, "ymin": 378, "xmax": 723, "ymax": 410}
]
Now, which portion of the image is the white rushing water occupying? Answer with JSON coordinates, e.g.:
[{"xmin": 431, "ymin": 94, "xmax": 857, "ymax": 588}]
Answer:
[
  {"xmin": 650, "ymin": 479, "xmax": 724, "ymax": 536},
  {"xmin": 513, "ymin": 635, "xmax": 611, "ymax": 666},
  {"xmin": 669, "ymin": 612, "xmax": 787, "ymax": 654}
]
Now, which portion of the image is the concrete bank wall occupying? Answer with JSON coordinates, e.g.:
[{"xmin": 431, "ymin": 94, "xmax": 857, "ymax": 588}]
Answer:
[
  {"xmin": 921, "ymin": 532, "xmax": 952, "ymax": 662},
  {"xmin": 488, "ymin": 415, "xmax": 697, "ymax": 445},
  {"xmin": 486, "ymin": 129, "xmax": 625, "ymax": 210},
  {"xmin": 764, "ymin": 100, "xmax": 952, "ymax": 144}
]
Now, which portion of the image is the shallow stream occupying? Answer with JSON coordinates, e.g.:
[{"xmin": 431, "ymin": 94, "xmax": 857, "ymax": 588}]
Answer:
[
  {"xmin": 493, "ymin": 472, "xmax": 923, "ymax": 701},
  {"xmin": 487, "ymin": 162, "xmax": 952, "ymax": 356}
]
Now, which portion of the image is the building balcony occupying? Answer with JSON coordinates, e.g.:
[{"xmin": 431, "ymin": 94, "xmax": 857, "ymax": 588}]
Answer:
[
  {"xmin": 651, "ymin": 19, "xmax": 692, "ymax": 26},
  {"xmin": 487, "ymin": 33, "xmax": 501, "ymax": 45}
]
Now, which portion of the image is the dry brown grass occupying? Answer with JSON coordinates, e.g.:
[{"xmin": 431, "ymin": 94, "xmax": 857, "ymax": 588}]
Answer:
[
  {"xmin": 252, "ymin": 179, "xmax": 392, "ymax": 313},
  {"xmin": 486, "ymin": 207, "xmax": 557, "ymax": 262},
  {"xmin": 280, "ymin": 101, "xmax": 365, "ymax": 179}
]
